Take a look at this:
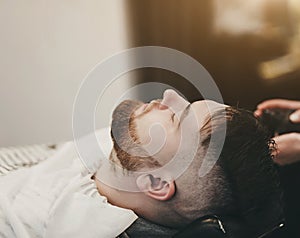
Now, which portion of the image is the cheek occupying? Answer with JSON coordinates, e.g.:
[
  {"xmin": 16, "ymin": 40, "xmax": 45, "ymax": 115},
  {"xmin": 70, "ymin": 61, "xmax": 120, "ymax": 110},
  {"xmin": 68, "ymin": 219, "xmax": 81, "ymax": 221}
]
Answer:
[
  {"xmin": 138, "ymin": 115, "xmax": 168, "ymax": 142},
  {"xmin": 146, "ymin": 122, "xmax": 171, "ymax": 147},
  {"xmin": 154, "ymin": 131, "xmax": 181, "ymax": 163},
  {"xmin": 165, "ymin": 136, "xmax": 180, "ymax": 155},
  {"xmin": 138, "ymin": 123, "xmax": 180, "ymax": 160},
  {"xmin": 136, "ymin": 121, "xmax": 167, "ymax": 149}
]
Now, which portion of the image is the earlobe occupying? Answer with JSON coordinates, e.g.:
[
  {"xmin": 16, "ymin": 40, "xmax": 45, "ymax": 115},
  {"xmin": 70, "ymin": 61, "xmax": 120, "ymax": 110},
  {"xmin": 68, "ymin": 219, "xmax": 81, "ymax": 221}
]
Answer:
[{"xmin": 136, "ymin": 174, "xmax": 176, "ymax": 201}]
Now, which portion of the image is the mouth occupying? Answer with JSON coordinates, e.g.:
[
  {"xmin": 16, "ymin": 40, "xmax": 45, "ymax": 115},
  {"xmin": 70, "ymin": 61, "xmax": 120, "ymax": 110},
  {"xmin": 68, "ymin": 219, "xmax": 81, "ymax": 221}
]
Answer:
[
  {"xmin": 141, "ymin": 103, "xmax": 149, "ymax": 112},
  {"xmin": 136, "ymin": 100, "xmax": 163, "ymax": 117}
]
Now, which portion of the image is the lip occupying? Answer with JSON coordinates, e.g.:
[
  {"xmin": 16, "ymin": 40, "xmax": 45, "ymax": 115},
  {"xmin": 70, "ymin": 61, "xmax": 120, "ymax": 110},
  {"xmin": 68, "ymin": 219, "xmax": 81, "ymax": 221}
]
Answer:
[{"xmin": 140, "ymin": 103, "xmax": 148, "ymax": 112}]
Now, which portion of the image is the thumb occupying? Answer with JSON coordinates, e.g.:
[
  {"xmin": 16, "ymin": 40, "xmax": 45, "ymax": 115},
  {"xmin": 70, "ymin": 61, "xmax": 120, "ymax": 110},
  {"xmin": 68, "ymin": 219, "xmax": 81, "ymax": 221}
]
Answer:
[{"xmin": 289, "ymin": 109, "xmax": 300, "ymax": 123}]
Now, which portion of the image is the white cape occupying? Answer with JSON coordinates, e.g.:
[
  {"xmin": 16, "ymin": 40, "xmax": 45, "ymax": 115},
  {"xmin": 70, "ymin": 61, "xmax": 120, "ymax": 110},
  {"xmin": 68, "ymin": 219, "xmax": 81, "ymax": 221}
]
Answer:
[{"xmin": 0, "ymin": 128, "xmax": 138, "ymax": 238}]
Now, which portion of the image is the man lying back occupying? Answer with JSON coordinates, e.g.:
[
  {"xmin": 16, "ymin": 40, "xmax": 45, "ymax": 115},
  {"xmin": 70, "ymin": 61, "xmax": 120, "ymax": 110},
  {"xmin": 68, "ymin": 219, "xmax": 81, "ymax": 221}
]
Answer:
[
  {"xmin": 95, "ymin": 89, "xmax": 284, "ymax": 237},
  {"xmin": 0, "ymin": 89, "xmax": 283, "ymax": 237}
]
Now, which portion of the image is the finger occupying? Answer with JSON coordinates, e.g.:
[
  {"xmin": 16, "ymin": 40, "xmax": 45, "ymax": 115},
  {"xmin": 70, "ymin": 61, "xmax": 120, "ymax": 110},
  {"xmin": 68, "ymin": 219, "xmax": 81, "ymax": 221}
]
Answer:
[
  {"xmin": 272, "ymin": 133, "xmax": 300, "ymax": 165},
  {"xmin": 273, "ymin": 133, "xmax": 291, "ymax": 144},
  {"xmin": 290, "ymin": 109, "xmax": 300, "ymax": 123},
  {"xmin": 272, "ymin": 134, "xmax": 289, "ymax": 165},
  {"xmin": 254, "ymin": 109, "xmax": 263, "ymax": 117},
  {"xmin": 256, "ymin": 99, "xmax": 300, "ymax": 110}
]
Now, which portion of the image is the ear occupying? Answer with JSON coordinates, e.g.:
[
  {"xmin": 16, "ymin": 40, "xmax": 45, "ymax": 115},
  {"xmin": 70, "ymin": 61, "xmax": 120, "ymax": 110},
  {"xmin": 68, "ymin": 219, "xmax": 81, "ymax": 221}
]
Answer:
[{"xmin": 136, "ymin": 174, "xmax": 176, "ymax": 201}]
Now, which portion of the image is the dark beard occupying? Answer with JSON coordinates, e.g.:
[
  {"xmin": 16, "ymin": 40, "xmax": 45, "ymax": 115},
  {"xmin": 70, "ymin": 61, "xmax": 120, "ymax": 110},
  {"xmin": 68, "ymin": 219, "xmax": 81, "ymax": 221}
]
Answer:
[{"xmin": 110, "ymin": 99, "xmax": 142, "ymax": 152}]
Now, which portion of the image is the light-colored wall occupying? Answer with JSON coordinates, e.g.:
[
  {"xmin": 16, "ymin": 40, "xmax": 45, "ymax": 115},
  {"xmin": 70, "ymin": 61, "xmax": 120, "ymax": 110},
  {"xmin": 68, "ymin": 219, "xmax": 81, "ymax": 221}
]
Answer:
[{"xmin": 0, "ymin": 1, "xmax": 130, "ymax": 147}]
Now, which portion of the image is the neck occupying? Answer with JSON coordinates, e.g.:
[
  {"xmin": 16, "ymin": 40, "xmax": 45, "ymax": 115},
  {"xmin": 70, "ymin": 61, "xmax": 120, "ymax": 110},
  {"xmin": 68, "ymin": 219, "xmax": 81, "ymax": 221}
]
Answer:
[{"xmin": 94, "ymin": 177, "xmax": 187, "ymax": 228}]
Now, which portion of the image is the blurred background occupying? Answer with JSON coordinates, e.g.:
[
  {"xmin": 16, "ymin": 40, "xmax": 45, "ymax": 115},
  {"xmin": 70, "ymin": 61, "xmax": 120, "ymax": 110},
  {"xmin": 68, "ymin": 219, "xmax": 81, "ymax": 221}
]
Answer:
[
  {"xmin": 0, "ymin": 0, "xmax": 299, "ymax": 146},
  {"xmin": 127, "ymin": 0, "xmax": 300, "ymax": 105}
]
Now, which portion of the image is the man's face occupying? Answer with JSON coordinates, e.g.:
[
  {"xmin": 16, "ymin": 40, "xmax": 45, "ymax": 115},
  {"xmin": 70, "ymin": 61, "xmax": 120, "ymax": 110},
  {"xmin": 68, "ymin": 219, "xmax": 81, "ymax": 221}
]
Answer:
[{"xmin": 132, "ymin": 89, "xmax": 227, "ymax": 164}]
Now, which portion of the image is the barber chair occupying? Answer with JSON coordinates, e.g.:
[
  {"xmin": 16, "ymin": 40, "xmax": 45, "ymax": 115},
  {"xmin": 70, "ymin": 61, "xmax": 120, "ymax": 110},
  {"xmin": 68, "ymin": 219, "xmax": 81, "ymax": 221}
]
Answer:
[{"xmin": 173, "ymin": 215, "xmax": 285, "ymax": 238}]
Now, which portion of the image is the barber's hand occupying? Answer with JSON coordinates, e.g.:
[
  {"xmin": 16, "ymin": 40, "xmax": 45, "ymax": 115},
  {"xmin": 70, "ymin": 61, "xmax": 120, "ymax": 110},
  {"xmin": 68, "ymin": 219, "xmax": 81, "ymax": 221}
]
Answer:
[
  {"xmin": 272, "ymin": 133, "xmax": 300, "ymax": 165},
  {"xmin": 254, "ymin": 99, "xmax": 300, "ymax": 165},
  {"xmin": 254, "ymin": 99, "xmax": 300, "ymax": 123}
]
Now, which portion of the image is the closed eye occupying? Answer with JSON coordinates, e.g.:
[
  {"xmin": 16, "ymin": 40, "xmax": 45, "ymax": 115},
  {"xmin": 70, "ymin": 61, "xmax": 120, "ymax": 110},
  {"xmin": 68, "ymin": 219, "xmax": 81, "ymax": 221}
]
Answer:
[{"xmin": 171, "ymin": 113, "xmax": 175, "ymax": 122}]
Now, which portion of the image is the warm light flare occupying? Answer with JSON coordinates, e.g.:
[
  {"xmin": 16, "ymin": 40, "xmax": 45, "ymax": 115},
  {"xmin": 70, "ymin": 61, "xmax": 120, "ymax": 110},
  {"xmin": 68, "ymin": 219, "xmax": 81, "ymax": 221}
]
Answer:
[{"xmin": 260, "ymin": 0, "xmax": 300, "ymax": 80}]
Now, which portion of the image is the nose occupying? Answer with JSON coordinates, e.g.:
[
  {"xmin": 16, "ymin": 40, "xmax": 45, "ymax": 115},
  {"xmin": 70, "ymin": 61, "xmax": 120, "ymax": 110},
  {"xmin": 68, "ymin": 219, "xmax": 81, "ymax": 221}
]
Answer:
[{"xmin": 160, "ymin": 89, "xmax": 190, "ymax": 114}]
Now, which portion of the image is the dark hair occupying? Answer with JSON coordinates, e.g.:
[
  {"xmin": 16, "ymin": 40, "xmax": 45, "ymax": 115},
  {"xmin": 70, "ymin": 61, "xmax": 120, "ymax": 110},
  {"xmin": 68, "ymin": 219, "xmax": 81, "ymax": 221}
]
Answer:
[{"xmin": 201, "ymin": 107, "xmax": 284, "ymax": 237}]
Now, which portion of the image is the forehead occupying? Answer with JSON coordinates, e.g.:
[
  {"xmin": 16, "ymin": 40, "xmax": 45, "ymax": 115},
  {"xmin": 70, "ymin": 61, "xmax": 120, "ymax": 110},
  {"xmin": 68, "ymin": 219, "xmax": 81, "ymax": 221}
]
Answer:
[
  {"xmin": 203, "ymin": 100, "xmax": 226, "ymax": 108},
  {"xmin": 193, "ymin": 100, "xmax": 228, "ymax": 113}
]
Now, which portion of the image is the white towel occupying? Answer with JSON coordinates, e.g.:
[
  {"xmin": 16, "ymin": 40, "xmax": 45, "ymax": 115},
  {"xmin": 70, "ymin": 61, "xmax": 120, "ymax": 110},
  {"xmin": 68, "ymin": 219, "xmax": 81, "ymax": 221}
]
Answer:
[{"xmin": 0, "ymin": 128, "xmax": 138, "ymax": 238}]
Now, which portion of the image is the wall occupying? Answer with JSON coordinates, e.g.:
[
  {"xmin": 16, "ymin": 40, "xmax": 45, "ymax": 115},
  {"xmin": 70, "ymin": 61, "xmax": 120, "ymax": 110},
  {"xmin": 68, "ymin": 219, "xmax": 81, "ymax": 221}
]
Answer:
[{"xmin": 0, "ymin": 0, "xmax": 129, "ymax": 146}]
